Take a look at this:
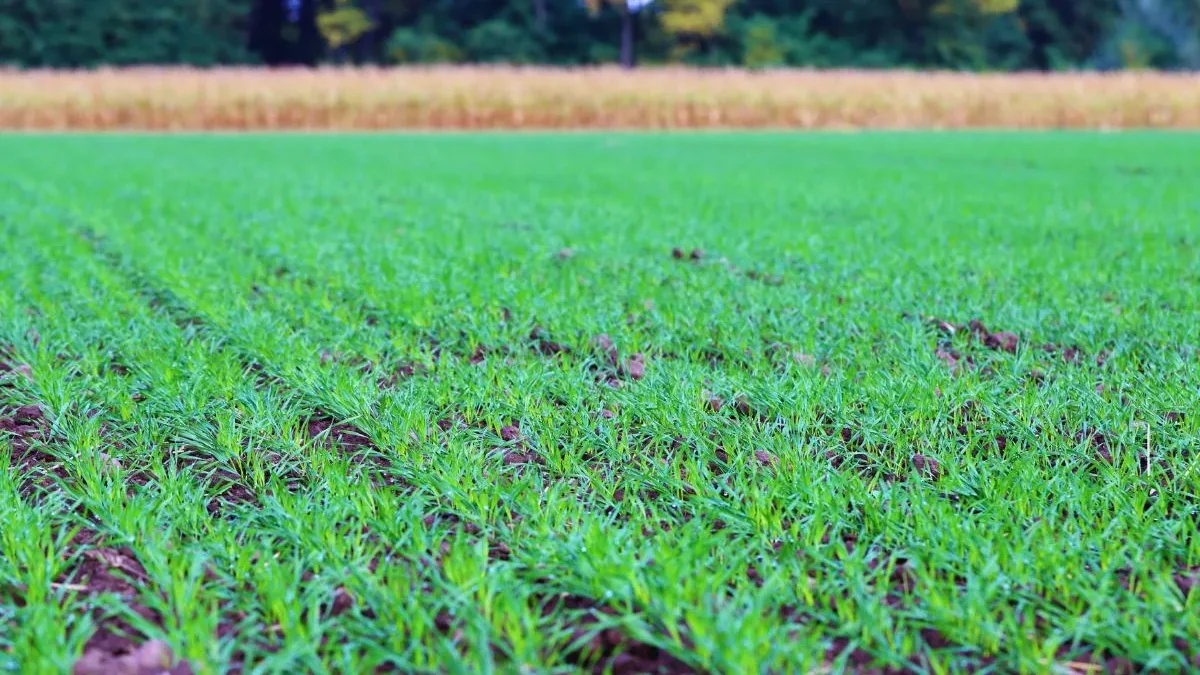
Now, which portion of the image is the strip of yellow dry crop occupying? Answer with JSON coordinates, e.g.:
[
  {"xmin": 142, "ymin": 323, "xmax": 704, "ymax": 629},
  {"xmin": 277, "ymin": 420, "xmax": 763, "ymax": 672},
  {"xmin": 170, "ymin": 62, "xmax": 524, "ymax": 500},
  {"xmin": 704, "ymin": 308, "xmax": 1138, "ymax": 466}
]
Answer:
[{"xmin": 2, "ymin": 66, "xmax": 1198, "ymax": 130}]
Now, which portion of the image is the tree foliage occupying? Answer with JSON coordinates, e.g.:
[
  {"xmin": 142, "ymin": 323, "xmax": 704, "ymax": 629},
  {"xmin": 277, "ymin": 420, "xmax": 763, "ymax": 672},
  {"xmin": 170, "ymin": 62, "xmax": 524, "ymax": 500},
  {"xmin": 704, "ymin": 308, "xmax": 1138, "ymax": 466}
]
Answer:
[
  {"xmin": 660, "ymin": 0, "xmax": 740, "ymax": 39},
  {"xmin": 0, "ymin": 0, "xmax": 255, "ymax": 67},
  {"xmin": 0, "ymin": 0, "xmax": 1196, "ymax": 71},
  {"xmin": 317, "ymin": 0, "xmax": 375, "ymax": 51}
]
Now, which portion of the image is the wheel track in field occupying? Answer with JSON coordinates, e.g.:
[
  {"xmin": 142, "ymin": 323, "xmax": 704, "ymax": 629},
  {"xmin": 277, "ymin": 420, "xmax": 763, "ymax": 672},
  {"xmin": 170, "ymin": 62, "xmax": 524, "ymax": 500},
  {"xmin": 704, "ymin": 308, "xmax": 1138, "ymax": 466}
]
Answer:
[
  {"xmin": 28, "ymin": 185, "xmax": 403, "ymax": 470},
  {"xmin": 0, "ymin": 197, "xmax": 153, "ymax": 501},
  {"xmin": 230, "ymin": 240, "xmax": 547, "ymax": 390},
  {"xmin": 53, "ymin": 217, "xmax": 433, "ymax": 673},
  {"xmin": 5, "ymin": 196, "xmax": 463, "ymax": 675},
  {"xmin": 69, "ymin": 230, "xmax": 710, "ymax": 675},
  {"xmin": 0, "ymin": 203, "xmax": 214, "ymax": 675},
  {"xmin": 24, "ymin": 184, "xmax": 403, "ymax": 515},
  {"xmin": 232, "ymin": 238, "xmax": 791, "ymax": 386},
  {"xmin": 236, "ymin": 245, "xmax": 441, "ymax": 392},
  {"xmin": 73, "ymin": 223, "xmax": 405, "ymax": 483},
  {"xmin": 19, "ymin": 182, "xmax": 520, "ymax": 511}
]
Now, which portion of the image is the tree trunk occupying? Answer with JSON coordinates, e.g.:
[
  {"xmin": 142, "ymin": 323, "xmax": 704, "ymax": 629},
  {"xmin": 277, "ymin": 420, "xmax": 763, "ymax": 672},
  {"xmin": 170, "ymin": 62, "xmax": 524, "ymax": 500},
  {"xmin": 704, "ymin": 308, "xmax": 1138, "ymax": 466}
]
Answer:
[
  {"xmin": 364, "ymin": 0, "xmax": 380, "ymax": 62},
  {"xmin": 620, "ymin": 7, "xmax": 635, "ymax": 69}
]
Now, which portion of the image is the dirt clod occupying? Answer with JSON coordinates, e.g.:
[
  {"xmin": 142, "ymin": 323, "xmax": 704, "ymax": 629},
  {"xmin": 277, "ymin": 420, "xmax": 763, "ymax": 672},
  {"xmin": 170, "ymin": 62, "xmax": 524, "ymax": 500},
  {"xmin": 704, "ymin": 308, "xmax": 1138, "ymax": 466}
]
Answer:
[
  {"xmin": 503, "ymin": 450, "xmax": 535, "ymax": 465},
  {"xmin": 967, "ymin": 319, "xmax": 989, "ymax": 338},
  {"xmin": 931, "ymin": 315, "xmax": 1031, "ymax": 359},
  {"xmin": 1077, "ymin": 429, "xmax": 1112, "ymax": 463},
  {"xmin": 622, "ymin": 353, "xmax": 646, "ymax": 380},
  {"xmin": 984, "ymin": 331, "xmax": 1019, "ymax": 353},
  {"xmin": 755, "ymin": 450, "xmax": 777, "ymax": 466},
  {"xmin": 931, "ymin": 318, "xmax": 964, "ymax": 335},
  {"xmin": 1042, "ymin": 343, "xmax": 1085, "ymax": 364},
  {"xmin": 530, "ymin": 326, "xmax": 568, "ymax": 357},
  {"xmin": 671, "ymin": 247, "xmax": 704, "ymax": 263},
  {"xmin": 96, "ymin": 452, "xmax": 122, "ymax": 472},
  {"xmin": 0, "ymin": 362, "xmax": 34, "ymax": 382},
  {"xmin": 912, "ymin": 454, "xmax": 942, "ymax": 480},
  {"xmin": 500, "ymin": 425, "xmax": 521, "ymax": 442},
  {"xmin": 73, "ymin": 639, "xmax": 192, "ymax": 675},
  {"xmin": 746, "ymin": 270, "xmax": 784, "ymax": 286},
  {"xmin": 1174, "ymin": 567, "xmax": 1199, "ymax": 596},
  {"xmin": 13, "ymin": 404, "xmax": 44, "ymax": 423},
  {"xmin": 554, "ymin": 595, "xmax": 697, "ymax": 675},
  {"xmin": 967, "ymin": 319, "xmax": 1020, "ymax": 353},
  {"xmin": 734, "ymin": 396, "xmax": 755, "ymax": 418},
  {"xmin": 327, "ymin": 587, "xmax": 355, "ymax": 617},
  {"xmin": 592, "ymin": 334, "xmax": 619, "ymax": 366},
  {"xmin": 706, "ymin": 395, "xmax": 724, "ymax": 413},
  {"xmin": 935, "ymin": 344, "xmax": 972, "ymax": 373}
]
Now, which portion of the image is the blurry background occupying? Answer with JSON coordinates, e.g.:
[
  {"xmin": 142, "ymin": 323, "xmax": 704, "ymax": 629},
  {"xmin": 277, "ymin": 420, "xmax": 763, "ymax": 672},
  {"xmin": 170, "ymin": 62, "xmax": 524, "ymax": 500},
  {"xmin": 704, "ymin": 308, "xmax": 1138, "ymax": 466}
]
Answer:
[{"xmin": 0, "ymin": 0, "xmax": 1198, "ymax": 72}]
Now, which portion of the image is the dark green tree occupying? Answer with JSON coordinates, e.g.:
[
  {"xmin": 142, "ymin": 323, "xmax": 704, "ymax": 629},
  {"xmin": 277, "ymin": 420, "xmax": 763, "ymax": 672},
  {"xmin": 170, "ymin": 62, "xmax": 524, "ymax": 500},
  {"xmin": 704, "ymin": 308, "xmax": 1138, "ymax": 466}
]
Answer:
[
  {"xmin": 0, "ymin": 0, "xmax": 1182, "ymax": 72},
  {"xmin": 249, "ymin": 0, "xmax": 325, "ymax": 65}
]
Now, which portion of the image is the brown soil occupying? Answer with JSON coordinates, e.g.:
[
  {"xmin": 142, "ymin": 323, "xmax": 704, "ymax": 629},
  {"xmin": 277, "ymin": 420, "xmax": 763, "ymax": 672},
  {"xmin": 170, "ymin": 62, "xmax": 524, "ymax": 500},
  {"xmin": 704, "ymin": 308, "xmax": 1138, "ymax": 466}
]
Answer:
[
  {"xmin": 926, "ymin": 317, "xmax": 1117, "ymax": 372},
  {"xmin": 623, "ymin": 353, "xmax": 646, "ymax": 380},
  {"xmin": 204, "ymin": 468, "xmax": 260, "ymax": 513},
  {"xmin": 0, "ymin": 360, "xmax": 34, "ymax": 381},
  {"xmin": 73, "ymin": 639, "xmax": 193, "ymax": 675},
  {"xmin": 500, "ymin": 424, "xmax": 521, "ymax": 442},
  {"xmin": 967, "ymin": 319, "xmax": 1019, "ymax": 354},
  {"xmin": 934, "ymin": 342, "xmax": 973, "ymax": 374},
  {"xmin": 529, "ymin": 325, "xmax": 569, "ymax": 357},
  {"xmin": 57, "ymin": 535, "xmax": 194, "ymax": 675},
  {"xmin": 1042, "ymin": 342, "xmax": 1085, "ymax": 365},
  {"xmin": 469, "ymin": 344, "xmax": 490, "ymax": 364},
  {"xmin": 1076, "ymin": 428, "xmax": 1114, "ymax": 463},
  {"xmin": 548, "ymin": 594, "xmax": 699, "ymax": 675},
  {"xmin": 593, "ymin": 334, "xmax": 619, "ymax": 367},
  {"xmin": 705, "ymin": 395, "xmax": 724, "ymax": 413},
  {"xmin": 741, "ymin": 267, "xmax": 784, "ymax": 286},
  {"xmin": 497, "ymin": 420, "xmax": 546, "ymax": 467},
  {"xmin": 0, "ymin": 403, "xmax": 68, "ymax": 493},
  {"xmin": 307, "ymin": 413, "xmax": 375, "ymax": 454},
  {"xmin": 586, "ymin": 333, "xmax": 648, "ymax": 387},
  {"xmin": 307, "ymin": 411, "xmax": 409, "ymax": 490},
  {"xmin": 911, "ymin": 454, "xmax": 942, "ymax": 480}
]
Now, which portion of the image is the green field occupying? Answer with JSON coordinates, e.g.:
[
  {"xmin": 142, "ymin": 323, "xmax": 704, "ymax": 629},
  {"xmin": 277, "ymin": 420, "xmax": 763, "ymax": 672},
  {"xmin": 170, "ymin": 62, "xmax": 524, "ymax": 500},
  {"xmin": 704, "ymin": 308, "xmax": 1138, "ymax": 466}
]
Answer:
[{"xmin": 1, "ymin": 134, "xmax": 1198, "ymax": 675}]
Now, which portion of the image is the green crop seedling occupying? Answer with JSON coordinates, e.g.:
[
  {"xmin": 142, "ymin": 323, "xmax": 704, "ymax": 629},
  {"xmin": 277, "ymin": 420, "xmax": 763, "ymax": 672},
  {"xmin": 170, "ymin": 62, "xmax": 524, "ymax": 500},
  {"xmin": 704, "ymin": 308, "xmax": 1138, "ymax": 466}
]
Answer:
[{"xmin": 0, "ymin": 132, "xmax": 1197, "ymax": 675}]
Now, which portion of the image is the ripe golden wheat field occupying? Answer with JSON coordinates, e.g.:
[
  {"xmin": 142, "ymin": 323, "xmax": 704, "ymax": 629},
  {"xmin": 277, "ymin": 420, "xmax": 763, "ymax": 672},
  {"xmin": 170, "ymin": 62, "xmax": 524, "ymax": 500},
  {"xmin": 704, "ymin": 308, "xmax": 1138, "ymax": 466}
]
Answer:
[{"xmin": 2, "ymin": 66, "xmax": 1200, "ymax": 130}]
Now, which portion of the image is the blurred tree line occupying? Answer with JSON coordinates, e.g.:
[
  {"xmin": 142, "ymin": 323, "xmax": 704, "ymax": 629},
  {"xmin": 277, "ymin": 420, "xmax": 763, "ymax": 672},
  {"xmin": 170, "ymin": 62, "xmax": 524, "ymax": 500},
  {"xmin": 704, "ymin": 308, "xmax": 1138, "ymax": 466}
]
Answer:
[{"xmin": 0, "ymin": 0, "xmax": 1197, "ymax": 70}]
